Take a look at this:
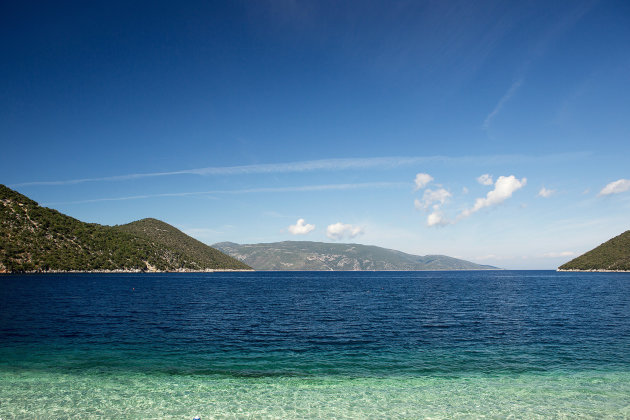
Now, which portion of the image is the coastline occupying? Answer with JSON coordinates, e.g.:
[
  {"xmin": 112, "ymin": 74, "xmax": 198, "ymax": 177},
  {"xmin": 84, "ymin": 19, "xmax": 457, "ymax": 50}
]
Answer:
[
  {"xmin": 1, "ymin": 268, "xmax": 505, "ymax": 274},
  {"xmin": 0, "ymin": 268, "xmax": 255, "ymax": 274},
  {"xmin": 557, "ymin": 268, "xmax": 630, "ymax": 273}
]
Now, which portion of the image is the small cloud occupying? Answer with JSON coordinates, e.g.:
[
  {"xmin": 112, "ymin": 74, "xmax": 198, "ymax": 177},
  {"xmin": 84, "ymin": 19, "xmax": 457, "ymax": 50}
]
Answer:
[
  {"xmin": 427, "ymin": 210, "xmax": 449, "ymax": 227},
  {"xmin": 462, "ymin": 186, "xmax": 469, "ymax": 194},
  {"xmin": 414, "ymin": 184, "xmax": 452, "ymax": 228},
  {"xmin": 460, "ymin": 175, "xmax": 527, "ymax": 219},
  {"xmin": 415, "ymin": 188, "xmax": 452, "ymax": 210},
  {"xmin": 477, "ymin": 174, "xmax": 494, "ymax": 186},
  {"xmin": 582, "ymin": 188, "xmax": 590, "ymax": 195},
  {"xmin": 542, "ymin": 251, "xmax": 575, "ymax": 258},
  {"xmin": 414, "ymin": 173, "xmax": 433, "ymax": 190},
  {"xmin": 326, "ymin": 222, "xmax": 364, "ymax": 241},
  {"xmin": 288, "ymin": 218, "xmax": 315, "ymax": 235},
  {"xmin": 538, "ymin": 187, "xmax": 556, "ymax": 198},
  {"xmin": 599, "ymin": 179, "xmax": 630, "ymax": 196}
]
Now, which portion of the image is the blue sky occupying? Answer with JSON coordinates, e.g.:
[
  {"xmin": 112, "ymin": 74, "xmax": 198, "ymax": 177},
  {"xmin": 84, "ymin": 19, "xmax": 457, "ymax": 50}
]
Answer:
[{"xmin": 2, "ymin": 0, "xmax": 629, "ymax": 269}]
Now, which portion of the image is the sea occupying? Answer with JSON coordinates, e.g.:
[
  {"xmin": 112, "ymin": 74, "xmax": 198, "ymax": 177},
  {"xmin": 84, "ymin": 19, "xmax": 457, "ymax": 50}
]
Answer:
[{"xmin": 1, "ymin": 271, "xmax": 629, "ymax": 418}]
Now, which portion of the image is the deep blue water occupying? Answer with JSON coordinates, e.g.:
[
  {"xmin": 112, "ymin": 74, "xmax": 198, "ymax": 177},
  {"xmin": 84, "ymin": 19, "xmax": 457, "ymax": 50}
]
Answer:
[
  {"xmin": 2, "ymin": 270, "xmax": 629, "ymax": 375},
  {"xmin": 1, "ymin": 270, "xmax": 630, "ymax": 417}
]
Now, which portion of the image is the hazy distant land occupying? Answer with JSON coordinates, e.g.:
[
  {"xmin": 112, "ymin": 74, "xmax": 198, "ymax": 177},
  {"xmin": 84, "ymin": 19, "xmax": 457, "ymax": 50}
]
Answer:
[{"xmin": 214, "ymin": 241, "xmax": 499, "ymax": 271}]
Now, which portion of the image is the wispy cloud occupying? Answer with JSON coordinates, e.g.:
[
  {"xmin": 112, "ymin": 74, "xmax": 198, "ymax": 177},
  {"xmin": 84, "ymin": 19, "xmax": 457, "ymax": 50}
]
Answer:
[
  {"xmin": 263, "ymin": 211, "xmax": 292, "ymax": 219},
  {"xmin": 414, "ymin": 188, "xmax": 452, "ymax": 210},
  {"xmin": 483, "ymin": 78, "xmax": 523, "ymax": 130},
  {"xmin": 541, "ymin": 251, "xmax": 575, "ymax": 258},
  {"xmin": 326, "ymin": 222, "xmax": 364, "ymax": 240},
  {"xmin": 480, "ymin": 2, "xmax": 593, "ymax": 132},
  {"xmin": 599, "ymin": 179, "xmax": 630, "ymax": 196},
  {"xmin": 12, "ymin": 157, "xmax": 435, "ymax": 187},
  {"xmin": 42, "ymin": 182, "xmax": 406, "ymax": 206},
  {"xmin": 12, "ymin": 153, "xmax": 590, "ymax": 187},
  {"xmin": 476, "ymin": 174, "xmax": 493, "ymax": 186},
  {"xmin": 538, "ymin": 187, "xmax": 556, "ymax": 198},
  {"xmin": 413, "ymin": 173, "xmax": 433, "ymax": 190}
]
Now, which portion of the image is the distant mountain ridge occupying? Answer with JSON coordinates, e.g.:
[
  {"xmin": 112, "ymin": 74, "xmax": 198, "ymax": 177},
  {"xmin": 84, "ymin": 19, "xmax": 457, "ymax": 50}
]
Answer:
[
  {"xmin": 213, "ymin": 240, "xmax": 498, "ymax": 271},
  {"xmin": 0, "ymin": 185, "xmax": 250, "ymax": 273},
  {"xmin": 558, "ymin": 230, "xmax": 630, "ymax": 271}
]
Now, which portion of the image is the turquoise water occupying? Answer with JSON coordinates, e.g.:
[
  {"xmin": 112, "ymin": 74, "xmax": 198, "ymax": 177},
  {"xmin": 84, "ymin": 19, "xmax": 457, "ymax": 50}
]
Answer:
[
  {"xmin": 3, "ymin": 370, "xmax": 629, "ymax": 418},
  {"xmin": 1, "ymin": 271, "xmax": 629, "ymax": 418}
]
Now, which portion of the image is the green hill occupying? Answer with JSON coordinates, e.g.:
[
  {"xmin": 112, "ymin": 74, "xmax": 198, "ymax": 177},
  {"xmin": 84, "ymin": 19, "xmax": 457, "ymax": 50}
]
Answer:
[
  {"xmin": 213, "ymin": 240, "xmax": 498, "ymax": 271},
  {"xmin": 0, "ymin": 185, "xmax": 250, "ymax": 273},
  {"xmin": 116, "ymin": 218, "xmax": 250, "ymax": 271},
  {"xmin": 558, "ymin": 230, "xmax": 630, "ymax": 271}
]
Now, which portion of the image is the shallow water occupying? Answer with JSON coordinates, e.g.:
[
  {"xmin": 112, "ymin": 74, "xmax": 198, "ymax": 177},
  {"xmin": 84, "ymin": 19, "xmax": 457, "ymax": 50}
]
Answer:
[{"xmin": 1, "ymin": 271, "xmax": 629, "ymax": 418}]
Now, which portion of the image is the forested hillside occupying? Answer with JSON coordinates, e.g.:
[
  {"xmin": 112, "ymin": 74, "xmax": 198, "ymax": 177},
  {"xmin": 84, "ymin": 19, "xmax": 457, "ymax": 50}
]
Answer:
[
  {"xmin": 0, "ymin": 185, "xmax": 250, "ymax": 273},
  {"xmin": 559, "ymin": 231, "xmax": 630, "ymax": 271}
]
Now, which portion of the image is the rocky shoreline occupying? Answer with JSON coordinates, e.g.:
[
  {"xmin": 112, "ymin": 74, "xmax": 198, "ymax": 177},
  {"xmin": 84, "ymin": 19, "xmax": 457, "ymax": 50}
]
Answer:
[
  {"xmin": 0, "ymin": 268, "xmax": 254, "ymax": 274},
  {"xmin": 557, "ymin": 268, "xmax": 630, "ymax": 273}
]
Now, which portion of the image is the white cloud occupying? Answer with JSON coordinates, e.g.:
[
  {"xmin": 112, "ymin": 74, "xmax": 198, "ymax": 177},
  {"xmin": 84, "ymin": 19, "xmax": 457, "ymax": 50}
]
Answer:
[
  {"xmin": 414, "ymin": 173, "xmax": 433, "ymax": 190},
  {"xmin": 427, "ymin": 210, "xmax": 449, "ymax": 227},
  {"xmin": 326, "ymin": 222, "xmax": 364, "ymax": 240},
  {"xmin": 462, "ymin": 186, "xmax": 469, "ymax": 194},
  {"xmin": 460, "ymin": 175, "xmax": 527, "ymax": 218},
  {"xmin": 599, "ymin": 179, "xmax": 630, "ymax": 196},
  {"xmin": 477, "ymin": 174, "xmax": 493, "ymax": 186},
  {"xmin": 538, "ymin": 187, "xmax": 555, "ymax": 198},
  {"xmin": 415, "ymin": 188, "xmax": 452, "ymax": 209},
  {"xmin": 288, "ymin": 218, "xmax": 315, "ymax": 235},
  {"xmin": 411, "ymin": 171, "xmax": 454, "ymax": 228}
]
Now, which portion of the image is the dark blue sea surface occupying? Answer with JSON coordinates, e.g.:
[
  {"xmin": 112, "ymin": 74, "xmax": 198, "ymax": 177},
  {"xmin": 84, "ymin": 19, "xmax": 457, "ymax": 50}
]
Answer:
[{"xmin": 1, "ymin": 270, "xmax": 629, "ymax": 417}]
